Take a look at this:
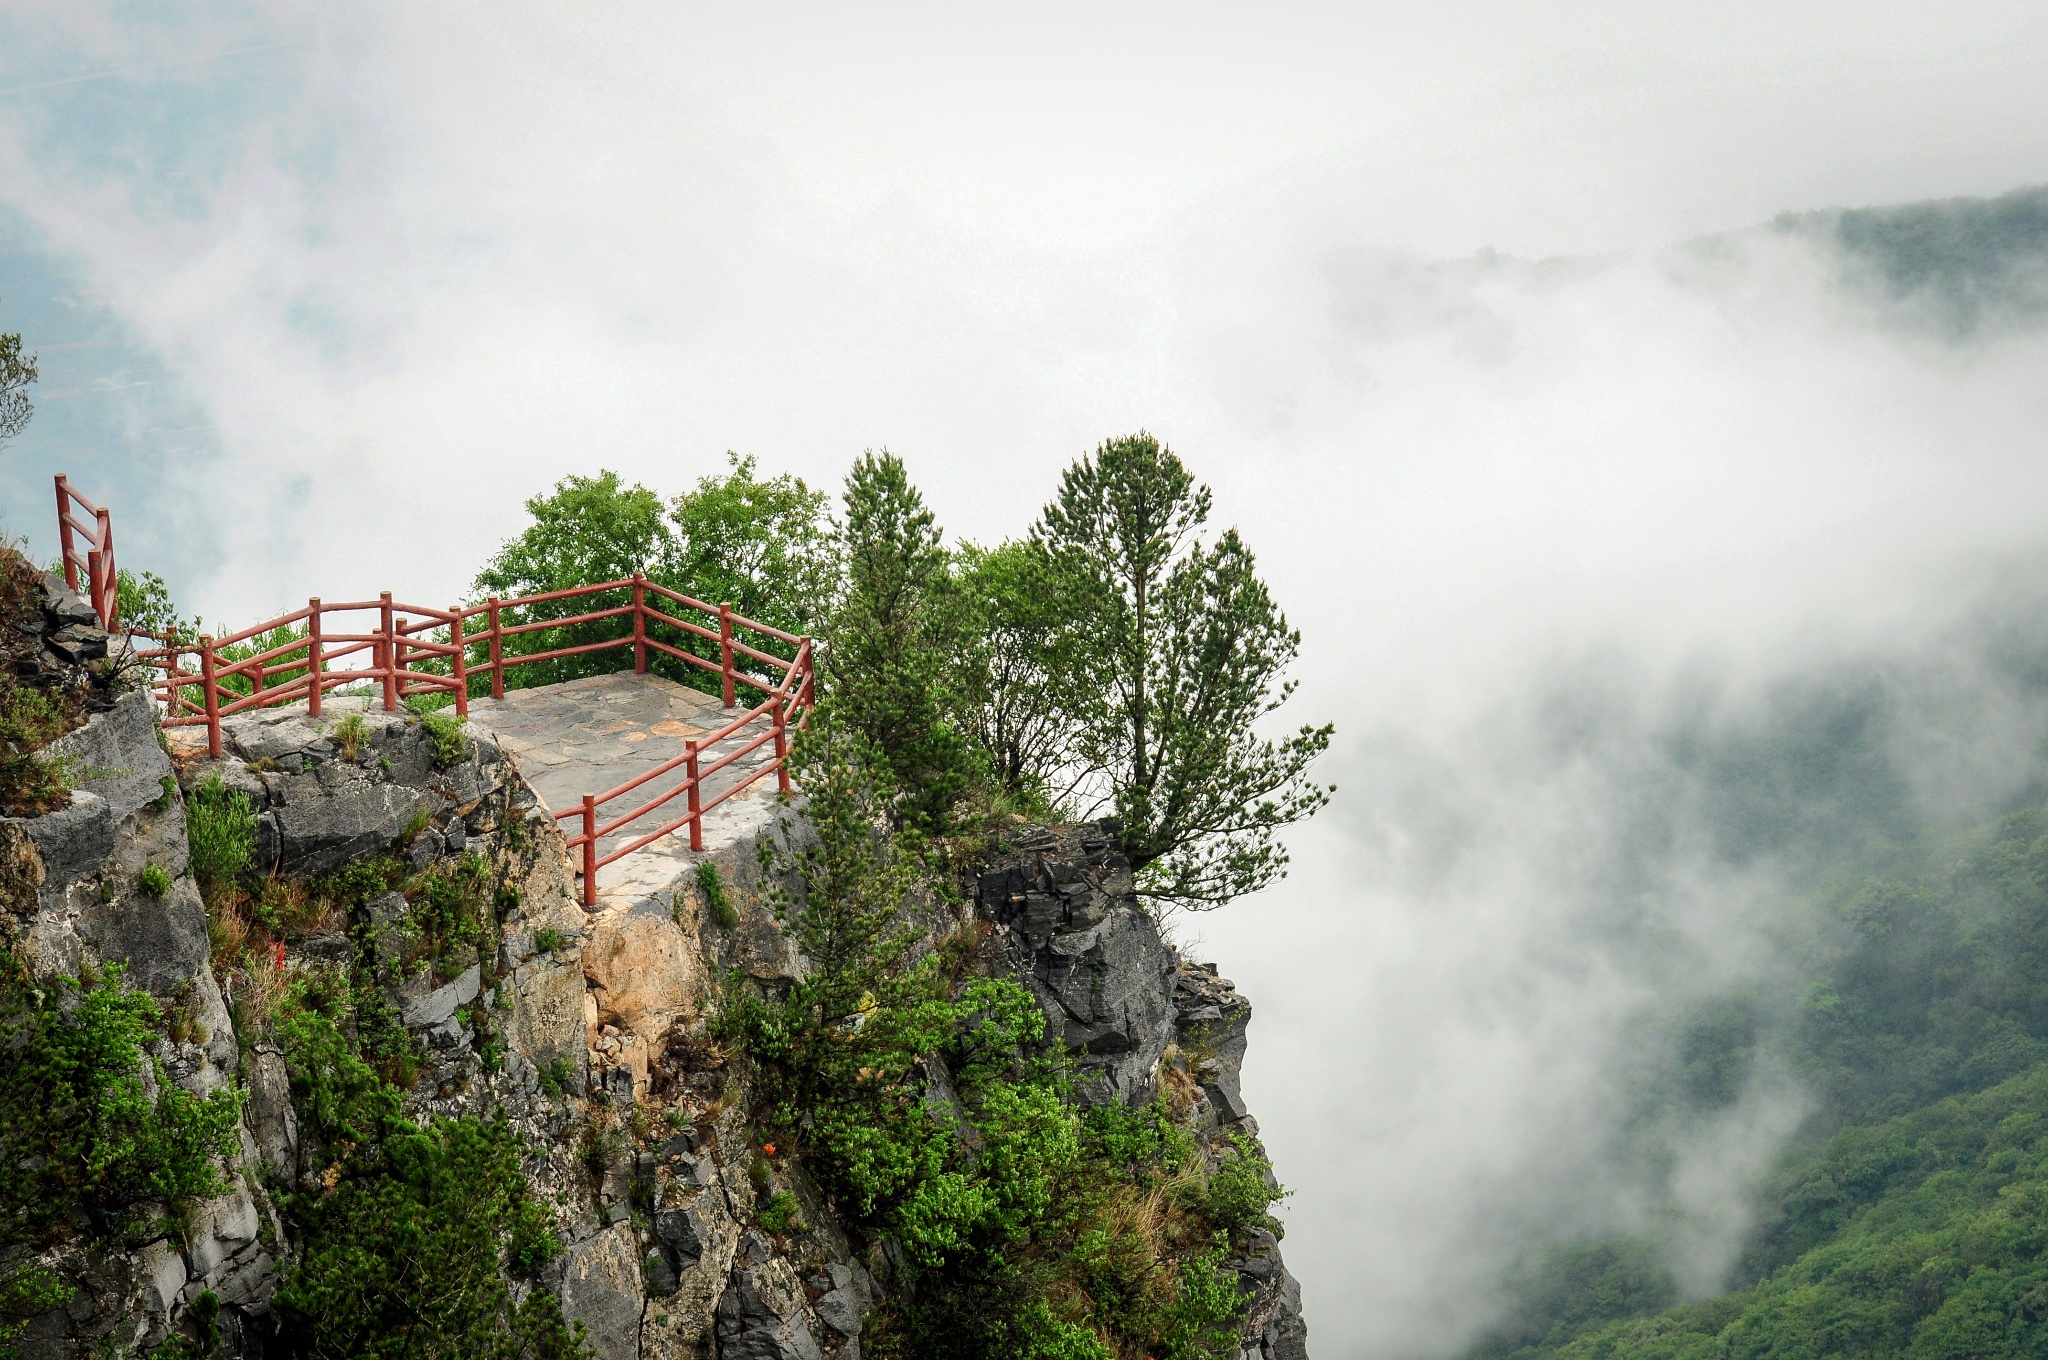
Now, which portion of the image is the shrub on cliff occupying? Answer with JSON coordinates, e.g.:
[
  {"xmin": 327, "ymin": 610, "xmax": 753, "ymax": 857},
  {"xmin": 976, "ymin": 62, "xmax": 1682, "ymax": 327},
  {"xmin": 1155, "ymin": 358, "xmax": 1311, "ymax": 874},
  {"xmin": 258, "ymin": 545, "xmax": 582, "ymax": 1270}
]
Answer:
[
  {"xmin": 271, "ymin": 989, "xmax": 583, "ymax": 1359},
  {"xmin": 0, "ymin": 958, "xmax": 242, "ymax": 1351}
]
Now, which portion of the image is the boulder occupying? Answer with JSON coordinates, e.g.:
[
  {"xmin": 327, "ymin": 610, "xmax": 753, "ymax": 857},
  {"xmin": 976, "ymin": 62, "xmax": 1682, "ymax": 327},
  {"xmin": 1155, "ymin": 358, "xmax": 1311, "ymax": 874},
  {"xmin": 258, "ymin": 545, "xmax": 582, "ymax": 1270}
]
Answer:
[
  {"xmin": 244, "ymin": 1046, "xmax": 299, "ymax": 1181},
  {"xmin": 716, "ymin": 1233, "xmax": 823, "ymax": 1360},
  {"xmin": 269, "ymin": 783, "xmax": 440, "ymax": 876},
  {"xmin": 12, "ymin": 791, "xmax": 115, "ymax": 901},
  {"xmin": 401, "ymin": 964, "xmax": 481, "ymax": 1029},
  {"xmin": 80, "ymin": 873, "xmax": 209, "ymax": 997},
  {"xmin": 46, "ymin": 691, "xmax": 173, "ymax": 823}
]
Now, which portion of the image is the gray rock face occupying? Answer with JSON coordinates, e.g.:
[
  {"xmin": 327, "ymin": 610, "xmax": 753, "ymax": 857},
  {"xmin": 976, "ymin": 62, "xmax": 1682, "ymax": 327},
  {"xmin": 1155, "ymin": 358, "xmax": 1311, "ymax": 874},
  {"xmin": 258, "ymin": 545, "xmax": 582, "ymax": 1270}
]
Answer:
[
  {"xmin": 80, "ymin": 873, "xmax": 209, "ymax": 997},
  {"xmin": 558, "ymin": 1224, "xmax": 645, "ymax": 1360},
  {"xmin": 245, "ymin": 1046, "xmax": 300, "ymax": 1182},
  {"xmin": 401, "ymin": 964, "xmax": 481, "ymax": 1029},
  {"xmin": 1176, "ymin": 962, "xmax": 1254, "ymax": 1124},
  {"xmin": 270, "ymin": 782, "xmax": 441, "ymax": 876},
  {"xmin": 977, "ymin": 823, "xmax": 1176, "ymax": 1106},
  {"xmin": 976, "ymin": 823, "xmax": 1311, "ymax": 1358},
  {"xmin": 716, "ymin": 1234, "xmax": 823, "ymax": 1360},
  {"xmin": 809, "ymin": 1262, "xmax": 876, "ymax": 1338},
  {"xmin": 46, "ymin": 690, "xmax": 172, "ymax": 823},
  {"xmin": 12, "ymin": 791, "xmax": 115, "ymax": 902}
]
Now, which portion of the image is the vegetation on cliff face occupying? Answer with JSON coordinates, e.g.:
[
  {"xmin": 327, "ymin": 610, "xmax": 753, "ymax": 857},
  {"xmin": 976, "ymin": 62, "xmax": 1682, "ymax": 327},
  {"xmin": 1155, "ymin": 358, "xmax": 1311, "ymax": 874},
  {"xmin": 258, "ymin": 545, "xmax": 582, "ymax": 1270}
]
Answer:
[
  {"xmin": 269, "ymin": 991, "xmax": 581, "ymax": 1359},
  {"xmin": 716, "ymin": 709, "xmax": 1287, "ymax": 1359},
  {"xmin": 0, "ymin": 959, "xmax": 244, "ymax": 1356},
  {"xmin": 1471, "ymin": 805, "xmax": 2048, "ymax": 1360}
]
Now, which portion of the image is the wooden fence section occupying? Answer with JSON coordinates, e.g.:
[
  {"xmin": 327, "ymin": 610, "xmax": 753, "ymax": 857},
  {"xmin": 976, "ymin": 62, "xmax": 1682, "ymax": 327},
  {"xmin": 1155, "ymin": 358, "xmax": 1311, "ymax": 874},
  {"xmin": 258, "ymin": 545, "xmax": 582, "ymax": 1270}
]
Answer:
[
  {"xmin": 57, "ymin": 474, "xmax": 813, "ymax": 906},
  {"xmin": 54, "ymin": 474, "xmax": 119, "ymax": 629}
]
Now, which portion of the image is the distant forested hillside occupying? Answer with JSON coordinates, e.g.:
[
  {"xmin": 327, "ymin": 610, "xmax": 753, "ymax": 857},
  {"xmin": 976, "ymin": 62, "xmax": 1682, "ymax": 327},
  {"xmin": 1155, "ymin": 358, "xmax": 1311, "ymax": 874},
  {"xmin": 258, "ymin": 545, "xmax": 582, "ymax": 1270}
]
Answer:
[
  {"xmin": 1775, "ymin": 183, "xmax": 2048, "ymax": 334},
  {"xmin": 1470, "ymin": 806, "xmax": 2048, "ymax": 1359}
]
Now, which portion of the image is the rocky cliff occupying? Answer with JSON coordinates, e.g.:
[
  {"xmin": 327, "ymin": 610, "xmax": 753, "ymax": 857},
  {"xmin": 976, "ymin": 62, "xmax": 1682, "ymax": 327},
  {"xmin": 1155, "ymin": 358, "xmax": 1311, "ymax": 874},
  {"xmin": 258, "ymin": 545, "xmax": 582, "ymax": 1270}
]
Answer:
[{"xmin": 0, "ymin": 572, "xmax": 1307, "ymax": 1359}]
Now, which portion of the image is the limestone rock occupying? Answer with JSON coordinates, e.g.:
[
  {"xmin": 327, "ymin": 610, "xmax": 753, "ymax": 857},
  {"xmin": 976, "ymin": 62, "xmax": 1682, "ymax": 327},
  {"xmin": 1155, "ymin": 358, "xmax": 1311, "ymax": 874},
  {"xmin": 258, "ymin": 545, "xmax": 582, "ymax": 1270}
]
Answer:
[
  {"xmin": 12, "ymin": 790, "xmax": 115, "ymax": 904},
  {"xmin": 244, "ymin": 1046, "xmax": 299, "ymax": 1182},
  {"xmin": 557, "ymin": 1223, "xmax": 645, "ymax": 1360},
  {"xmin": 269, "ymin": 782, "xmax": 441, "ymax": 876},
  {"xmin": 46, "ymin": 690, "xmax": 172, "ymax": 823},
  {"xmin": 716, "ymin": 1232, "xmax": 823, "ymax": 1360},
  {"xmin": 979, "ymin": 823, "xmax": 1175, "ymax": 1106},
  {"xmin": 401, "ymin": 964, "xmax": 481, "ymax": 1029},
  {"xmin": 584, "ymin": 895, "xmax": 704, "ymax": 1053}
]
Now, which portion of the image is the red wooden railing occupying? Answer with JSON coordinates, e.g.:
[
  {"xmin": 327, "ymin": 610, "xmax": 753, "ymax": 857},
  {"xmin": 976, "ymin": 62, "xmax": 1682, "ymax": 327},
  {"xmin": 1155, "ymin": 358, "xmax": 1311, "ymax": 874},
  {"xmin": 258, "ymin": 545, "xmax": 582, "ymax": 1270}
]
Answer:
[
  {"xmin": 57, "ymin": 475, "xmax": 813, "ymax": 906},
  {"xmin": 54, "ymin": 474, "xmax": 119, "ymax": 629}
]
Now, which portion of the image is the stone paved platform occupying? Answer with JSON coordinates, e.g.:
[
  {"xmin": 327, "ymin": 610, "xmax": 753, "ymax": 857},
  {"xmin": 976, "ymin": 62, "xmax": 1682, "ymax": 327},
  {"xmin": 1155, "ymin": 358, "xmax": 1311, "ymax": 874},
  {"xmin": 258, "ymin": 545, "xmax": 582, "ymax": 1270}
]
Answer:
[{"xmin": 463, "ymin": 671, "xmax": 787, "ymax": 903}]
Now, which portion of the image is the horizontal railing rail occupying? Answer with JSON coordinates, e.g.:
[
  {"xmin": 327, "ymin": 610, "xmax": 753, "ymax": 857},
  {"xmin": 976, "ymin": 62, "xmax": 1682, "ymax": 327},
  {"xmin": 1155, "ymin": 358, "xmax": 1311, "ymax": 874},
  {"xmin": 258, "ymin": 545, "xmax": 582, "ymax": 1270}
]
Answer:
[{"xmin": 56, "ymin": 474, "xmax": 813, "ymax": 907}]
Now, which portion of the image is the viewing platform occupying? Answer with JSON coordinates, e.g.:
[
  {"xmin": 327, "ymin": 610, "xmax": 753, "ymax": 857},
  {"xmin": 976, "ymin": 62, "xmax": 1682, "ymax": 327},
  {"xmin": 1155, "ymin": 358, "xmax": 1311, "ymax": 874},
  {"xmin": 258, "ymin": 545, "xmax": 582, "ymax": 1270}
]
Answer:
[
  {"xmin": 54, "ymin": 473, "xmax": 812, "ymax": 909},
  {"xmin": 464, "ymin": 671, "xmax": 788, "ymax": 903}
]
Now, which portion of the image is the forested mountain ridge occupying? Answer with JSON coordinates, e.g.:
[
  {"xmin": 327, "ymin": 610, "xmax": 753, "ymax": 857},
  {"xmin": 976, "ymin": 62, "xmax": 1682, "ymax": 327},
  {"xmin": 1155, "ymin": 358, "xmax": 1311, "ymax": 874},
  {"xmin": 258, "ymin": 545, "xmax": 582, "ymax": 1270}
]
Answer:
[{"xmin": 1471, "ymin": 806, "xmax": 2048, "ymax": 1359}]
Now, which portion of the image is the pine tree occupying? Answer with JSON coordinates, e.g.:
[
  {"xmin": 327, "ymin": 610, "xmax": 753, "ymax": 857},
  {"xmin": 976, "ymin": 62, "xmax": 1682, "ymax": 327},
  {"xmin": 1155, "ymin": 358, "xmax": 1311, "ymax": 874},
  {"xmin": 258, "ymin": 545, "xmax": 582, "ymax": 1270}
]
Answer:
[
  {"xmin": 828, "ymin": 451, "xmax": 976, "ymax": 834},
  {"xmin": 1035, "ymin": 432, "xmax": 1332, "ymax": 909}
]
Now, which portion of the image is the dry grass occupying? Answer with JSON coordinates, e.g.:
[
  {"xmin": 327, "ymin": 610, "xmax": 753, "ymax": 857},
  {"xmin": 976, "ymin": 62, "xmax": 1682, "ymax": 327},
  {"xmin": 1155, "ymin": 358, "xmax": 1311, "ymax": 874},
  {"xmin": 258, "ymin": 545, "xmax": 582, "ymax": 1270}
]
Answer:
[
  {"xmin": 1155, "ymin": 1050, "xmax": 1203, "ymax": 1116},
  {"xmin": 207, "ymin": 892, "xmax": 250, "ymax": 970}
]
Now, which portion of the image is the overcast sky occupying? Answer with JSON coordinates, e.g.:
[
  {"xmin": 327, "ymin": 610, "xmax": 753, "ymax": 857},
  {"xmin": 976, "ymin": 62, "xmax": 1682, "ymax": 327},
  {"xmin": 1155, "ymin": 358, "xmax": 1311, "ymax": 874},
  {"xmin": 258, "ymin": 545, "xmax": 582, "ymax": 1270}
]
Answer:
[{"xmin": 6, "ymin": 5, "xmax": 2048, "ymax": 1356}]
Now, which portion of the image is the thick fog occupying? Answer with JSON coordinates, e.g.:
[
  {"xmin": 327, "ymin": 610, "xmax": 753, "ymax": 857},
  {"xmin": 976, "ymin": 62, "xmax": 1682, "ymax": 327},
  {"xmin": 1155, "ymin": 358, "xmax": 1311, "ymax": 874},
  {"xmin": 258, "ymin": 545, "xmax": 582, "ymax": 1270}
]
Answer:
[{"xmin": 7, "ymin": 6, "xmax": 2048, "ymax": 1356}]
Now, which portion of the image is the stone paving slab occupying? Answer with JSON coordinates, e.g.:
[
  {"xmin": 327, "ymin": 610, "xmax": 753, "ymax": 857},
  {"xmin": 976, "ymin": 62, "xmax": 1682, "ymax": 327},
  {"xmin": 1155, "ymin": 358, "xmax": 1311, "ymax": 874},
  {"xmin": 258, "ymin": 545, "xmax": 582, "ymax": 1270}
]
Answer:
[{"xmin": 463, "ymin": 671, "xmax": 786, "ymax": 899}]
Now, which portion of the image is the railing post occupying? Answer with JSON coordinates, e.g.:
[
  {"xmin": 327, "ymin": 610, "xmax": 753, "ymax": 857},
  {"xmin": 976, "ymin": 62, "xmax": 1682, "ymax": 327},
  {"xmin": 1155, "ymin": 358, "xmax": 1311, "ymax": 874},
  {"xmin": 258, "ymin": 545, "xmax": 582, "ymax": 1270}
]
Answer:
[
  {"xmin": 251, "ymin": 639, "xmax": 265, "ymax": 700},
  {"xmin": 86, "ymin": 548, "xmax": 103, "ymax": 628},
  {"xmin": 450, "ymin": 608, "xmax": 468, "ymax": 718},
  {"xmin": 718, "ymin": 604, "xmax": 735, "ymax": 708},
  {"xmin": 774, "ymin": 700, "xmax": 791, "ymax": 795},
  {"xmin": 685, "ymin": 740, "xmax": 703, "ymax": 851},
  {"xmin": 799, "ymin": 639, "xmax": 814, "ymax": 709},
  {"xmin": 53, "ymin": 476, "xmax": 78, "ymax": 592},
  {"xmin": 307, "ymin": 599, "xmax": 324, "ymax": 717},
  {"xmin": 487, "ymin": 597, "xmax": 504, "ymax": 700},
  {"xmin": 96, "ymin": 510, "xmax": 116, "ymax": 628},
  {"xmin": 581, "ymin": 794, "xmax": 598, "ymax": 908},
  {"xmin": 200, "ymin": 635, "xmax": 222, "ymax": 758},
  {"xmin": 379, "ymin": 592, "xmax": 397, "ymax": 712},
  {"xmin": 632, "ymin": 575, "xmax": 647, "ymax": 674}
]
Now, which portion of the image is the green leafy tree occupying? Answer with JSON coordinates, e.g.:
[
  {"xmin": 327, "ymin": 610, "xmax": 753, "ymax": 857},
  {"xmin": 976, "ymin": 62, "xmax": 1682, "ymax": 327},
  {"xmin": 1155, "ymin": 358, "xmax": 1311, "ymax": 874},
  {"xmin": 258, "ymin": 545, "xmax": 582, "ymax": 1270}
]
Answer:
[
  {"xmin": 0, "ymin": 302, "xmax": 34, "ymax": 448},
  {"xmin": 945, "ymin": 541, "xmax": 1078, "ymax": 812},
  {"xmin": 829, "ymin": 451, "xmax": 976, "ymax": 833},
  {"xmin": 668, "ymin": 452, "xmax": 835, "ymax": 636},
  {"xmin": 474, "ymin": 462, "xmax": 829, "ymax": 697},
  {"xmin": 474, "ymin": 471, "xmax": 671, "ymax": 688},
  {"xmin": 271, "ymin": 994, "xmax": 582, "ymax": 1358},
  {"xmin": 1033, "ymin": 432, "xmax": 1332, "ymax": 909}
]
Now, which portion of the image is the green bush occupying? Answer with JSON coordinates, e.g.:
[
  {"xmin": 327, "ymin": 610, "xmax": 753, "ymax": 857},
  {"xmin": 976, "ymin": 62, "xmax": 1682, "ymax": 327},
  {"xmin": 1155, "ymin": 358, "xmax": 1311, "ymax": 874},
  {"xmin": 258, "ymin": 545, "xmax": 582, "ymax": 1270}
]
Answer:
[
  {"xmin": 1201, "ymin": 1131, "xmax": 1289, "ymax": 1239},
  {"xmin": 0, "ymin": 958, "xmax": 242, "ymax": 1345},
  {"xmin": 532, "ymin": 926, "xmax": 565, "ymax": 954},
  {"xmin": 138, "ymin": 863, "xmax": 172, "ymax": 898},
  {"xmin": 537, "ymin": 1056, "xmax": 576, "ymax": 1099},
  {"xmin": 187, "ymin": 774, "xmax": 258, "ymax": 889},
  {"xmin": 418, "ymin": 711, "xmax": 469, "ymax": 768},
  {"xmin": 697, "ymin": 862, "xmax": 738, "ymax": 930},
  {"xmin": 721, "ymin": 727, "xmax": 1249, "ymax": 1359},
  {"xmin": 0, "ymin": 682, "xmax": 77, "ymax": 817},
  {"xmin": 272, "ymin": 997, "xmax": 583, "ymax": 1359},
  {"xmin": 759, "ymin": 1190, "xmax": 805, "ymax": 1236},
  {"xmin": 411, "ymin": 853, "xmax": 492, "ymax": 979}
]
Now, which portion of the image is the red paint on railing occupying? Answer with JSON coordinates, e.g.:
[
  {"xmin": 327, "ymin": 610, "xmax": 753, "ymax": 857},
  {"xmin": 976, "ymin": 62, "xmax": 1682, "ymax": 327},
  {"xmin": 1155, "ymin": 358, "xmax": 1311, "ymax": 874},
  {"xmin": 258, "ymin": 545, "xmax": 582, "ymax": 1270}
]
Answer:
[{"xmin": 55, "ymin": 474, "xmax": 815, "ymax": 907}]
